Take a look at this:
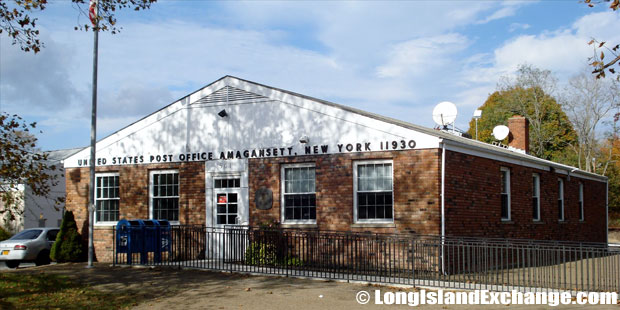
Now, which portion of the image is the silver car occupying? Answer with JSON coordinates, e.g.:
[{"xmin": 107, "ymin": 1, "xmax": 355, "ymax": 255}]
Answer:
[{"xmin": 0, "ymin": 227, "xmax": 59, "ymax": 268}]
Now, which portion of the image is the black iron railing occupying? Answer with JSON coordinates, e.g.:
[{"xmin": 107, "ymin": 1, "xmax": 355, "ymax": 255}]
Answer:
[{"xmin": 113, "ymin": 226, "xmax": 620, "ymax": 293}]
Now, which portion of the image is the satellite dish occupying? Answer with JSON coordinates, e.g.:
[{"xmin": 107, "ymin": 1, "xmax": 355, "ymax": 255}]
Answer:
[
  {"xmin": 432, "ymin": 101, "xmax": 458, "ymax": 127},
  {"xmin": 492, "ymin": 125, "xmax": 510, "ymax": 140}
]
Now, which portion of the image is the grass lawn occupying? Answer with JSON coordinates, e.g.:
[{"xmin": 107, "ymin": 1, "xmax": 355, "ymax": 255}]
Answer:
[{"xmin": 0, "ymin": 272, "xmax": 139, "ymax": 310}]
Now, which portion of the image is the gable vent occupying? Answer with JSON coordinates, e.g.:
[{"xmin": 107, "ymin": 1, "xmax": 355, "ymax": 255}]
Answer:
[{"xmin": 193, "ymin": 86, "xmax": 268, "ymax": 105}]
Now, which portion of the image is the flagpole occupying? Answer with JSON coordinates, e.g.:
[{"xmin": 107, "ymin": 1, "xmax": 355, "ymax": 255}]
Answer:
[{"xmin": 87, "ymin": 1, "xmax": 99, "ymax": 268}]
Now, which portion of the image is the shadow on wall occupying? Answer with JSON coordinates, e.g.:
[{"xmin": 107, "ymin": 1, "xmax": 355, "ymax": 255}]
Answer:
[{"xmin": 69, "ymin": 85, "xmax": 440, "ymax": 259}]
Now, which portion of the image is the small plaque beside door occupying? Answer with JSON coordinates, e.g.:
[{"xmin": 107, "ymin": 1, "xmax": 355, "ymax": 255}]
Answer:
[{"xmin": 255, "ymin": 187, "xmax": 273, "ymax": 210}]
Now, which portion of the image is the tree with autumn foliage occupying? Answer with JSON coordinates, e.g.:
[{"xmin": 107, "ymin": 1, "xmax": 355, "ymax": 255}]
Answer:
[
  {"xmin": 0, "ymin": 0, "xmax": 157, "ymax": 53},
  {"xmin": 0, "ymin": 113, "xmax": 63, "ymax": 229},
  {"xmin": 467, "ymin": 65, "xmax": 577, "ymax": 163},
  {"xmin": 599, "ymin": 112, "xmax": 620, "ymax": 220}
]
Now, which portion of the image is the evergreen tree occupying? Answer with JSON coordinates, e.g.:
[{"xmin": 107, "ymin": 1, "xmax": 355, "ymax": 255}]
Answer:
[
  {"xmin": 50, "ymin": 210, "xmax": 84, "ymax": 262},
  {"xmin": 0, "ymin": 226, "xmax": 12, "ymax": 241}
]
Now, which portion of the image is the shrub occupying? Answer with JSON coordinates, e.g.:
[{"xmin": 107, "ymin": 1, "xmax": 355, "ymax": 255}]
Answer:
[
  {"xmin": 0, "ymin": 226, "xmax": 12, "ymax": 241},
  {"xmin": 245, "ymin": 241, "xmax": 277, "ymax": 265},
  {"xmin": 244, "ymin": 230, "xmax": 304, "ymax": 267},
  {"xmin": 50, "ymin": 211, "xmax": 85, "ymax": 262},
  {"xmin": 284, "ymin": 256, "xmax": 304, "ymax": 267}
]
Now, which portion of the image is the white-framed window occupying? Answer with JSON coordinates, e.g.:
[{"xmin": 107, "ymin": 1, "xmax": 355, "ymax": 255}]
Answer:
[
  {"xmin": 558, "ymin": 178, "xmax": 565, "ymax": 221},
  {"xmin": 214, "ymin": 176, "xmax": 241, "ymax": 225},
  {"xmin": 500, "ymin": 167, "xmax": 511, "ymax": 221},
  {"xmin": 532, "ymin": 173, "xmax": 540, "ymax": 221},
  {"xmin": 281, "ymin": 163, "xmax": 316, "ymax": 224},
  {"xmin": 150, "ymin": 170, "xmax": 179, "ymax": 222},
  {"xmin": 579, "ymin": 182, "xmax": 584, "ymax": 221},
  {"xmin": 95, "ymin": 172, "xmax": 119, "ymax": 224},
  {"xmin": 354, "ymin": 160, "xmax": 393, "ymax": 223}
]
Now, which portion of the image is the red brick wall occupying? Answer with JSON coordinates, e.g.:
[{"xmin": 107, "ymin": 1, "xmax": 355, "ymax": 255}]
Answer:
[
  {"xmin": 64, "ymin": 148, "xmax": 608, "ymax": 262},
  {"xmin": 65, "ymin": 162, "xmax": 205, "ymax": 262},
  {"xmin": 444, "ymin": 150, "xmax": 607, "ymax": 242},
  {"xmin": 248, "ymin": 149, "xmax": 442, "ymax": 235}
]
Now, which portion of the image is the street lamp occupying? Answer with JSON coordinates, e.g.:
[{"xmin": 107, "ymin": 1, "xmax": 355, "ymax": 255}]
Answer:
[{"xmin": 473, "ymin": 109, "xmax": 482, "ymax": 140}]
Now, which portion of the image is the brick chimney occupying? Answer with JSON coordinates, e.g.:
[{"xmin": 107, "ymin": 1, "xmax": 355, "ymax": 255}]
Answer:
[{"xmin": 507, "ymin": 115, "xmax": 529, "ymax": 154}]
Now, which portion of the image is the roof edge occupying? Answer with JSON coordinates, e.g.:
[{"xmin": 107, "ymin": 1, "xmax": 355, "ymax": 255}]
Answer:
[
  {"xmin": 67, "ymin": 75, "xmax": 608, "ymax": 182},
  {"xmin": 441, "ymin": 139, "xmax": 607, "ymax": 182}
]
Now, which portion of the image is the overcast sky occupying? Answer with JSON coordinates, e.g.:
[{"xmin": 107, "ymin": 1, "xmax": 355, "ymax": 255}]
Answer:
[{"xmin": 1, "ymin": 0, "xmax": 619, "ymax": 151}]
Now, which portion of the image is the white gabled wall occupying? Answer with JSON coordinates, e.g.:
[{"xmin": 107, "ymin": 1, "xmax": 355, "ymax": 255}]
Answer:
[{"xmin": 64, "ymin": 77, "xmax": 440, "ymax": 168}]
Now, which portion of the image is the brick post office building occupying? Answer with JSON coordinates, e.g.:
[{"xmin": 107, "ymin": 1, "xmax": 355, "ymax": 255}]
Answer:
[{"xmin": 63, "ymin": 76, "xmax": 608, "ymax": 262}]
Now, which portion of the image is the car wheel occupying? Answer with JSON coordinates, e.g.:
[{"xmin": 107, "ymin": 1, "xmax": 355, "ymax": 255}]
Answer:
[
  {"xmin": 5, "ymin": 261, "xmax": 20, "ymax": 269},
  {"xmin": 35, "ymin": 250, "xmax": 51, "ymax": 266}
]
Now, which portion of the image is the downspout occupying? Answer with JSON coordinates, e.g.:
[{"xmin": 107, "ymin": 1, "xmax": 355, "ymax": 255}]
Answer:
[
  {"xmin": 440, "ymin": 139, "xmax": 446, "ymax": 274},
  {"xmin": 606, "ymin": 180, "xmax": 609, "ymax": 244}
]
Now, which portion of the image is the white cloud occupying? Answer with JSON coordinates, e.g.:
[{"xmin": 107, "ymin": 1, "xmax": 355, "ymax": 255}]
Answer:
[
  {"xmin": 455, "ymin": 85, "xmax": 496, "ymax": 109},
  {"xmin": 452, "ymin": 10, "xmax": 620, "ymax": 130},
  {"xmin": 464, "ymin": 10, "xmax": 620, "ymax": 84},
  {"xmin": 574, "ymin": 11, "xmax": 620, "ymax": 41},
  {"xmin": 4, "ymin": 1, "xmax": 615, "ymax": 150},
  {"xmin": 98, "ymin": 84, "xmax": 174, "ymax": 118},
  {"xmin": 509, "ymin": 23, "xmax": 531, "ymax": 32},
  {"xmin": 376, "ymin": 34, "xmax": 469, "ymax": 78},
  {"xmin": 0, "ymin": 32, "xmax": 84, "ymax": 116},
  {"xmin": 494, "ymin": 33, "xmax": 590, "ymax": 77},
  {"xmin": 476, "ymin": 6, "xmax": 518, "ymax": 24}
]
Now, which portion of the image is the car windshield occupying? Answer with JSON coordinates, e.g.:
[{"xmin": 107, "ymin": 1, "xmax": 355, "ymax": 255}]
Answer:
[{"xmin": 9, "ymin": 229, "xmax": 43, "ymax": 240}]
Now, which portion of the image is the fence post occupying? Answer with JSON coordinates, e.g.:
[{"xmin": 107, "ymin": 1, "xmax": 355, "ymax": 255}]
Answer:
[
  {"xmin": 113, "ymin": 226, "xmax": 116, "ymax": 266},
  {"xmin": 410, "ymin": 237, "xmax": 415, "ymax": 286}
]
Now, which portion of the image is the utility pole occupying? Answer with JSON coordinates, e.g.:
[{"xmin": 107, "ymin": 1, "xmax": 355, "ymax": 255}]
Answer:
[{"xmin": 87, "ymin": 0, "xmax": 99, "ymax": 268}]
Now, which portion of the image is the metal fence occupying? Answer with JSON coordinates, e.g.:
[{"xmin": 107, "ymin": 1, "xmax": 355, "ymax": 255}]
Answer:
[{"xmin": 113, "ymin": 226, "xmax": 620, "ymax": 293}]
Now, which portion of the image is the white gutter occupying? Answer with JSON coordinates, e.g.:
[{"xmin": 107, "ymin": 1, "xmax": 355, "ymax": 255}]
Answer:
[{"xmin": 440, "ymin": 139, "xmax": 446, "ymax": 274}]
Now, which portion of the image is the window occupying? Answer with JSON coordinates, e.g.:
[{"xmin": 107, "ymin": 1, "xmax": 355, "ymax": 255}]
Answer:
[
  {"xmin": 500, "ymin": 167, "xmax": 511, "ymax": 221},
  {"xmin": 579, "ymin": 183, "xmax": 584, "ymax": 221},
  {"xmin": 150, "ymin": 170, "xmax": 179, "ymax": 222},
  {"xmin": 10, "ymin": 229, "xmax": 42, "ymax": 240},
  {"xmin": 216, "ymin": 193, "xmax": 238, "ymax": 225},
  {"xmin": 215, "ymin": 177, "xmax": 241, "ymax": 225},
  {"xmin": 95, "ymin": 173, "xmax": 119, "ymax": 223},
  {"xmin": 354, "ymin": 160, "xmax": 393, "ymax": 222},
  {"xmin": 532, "ymin": 173, "xmax": 540, "ymax": 221},
  {"xmin": 558, "ymin": 178, "xmax": 565, "ymax": 221},
  {"xmin": 281, "ymin": 164, "xmax": 316, "ymax": 223},
  {"xmin": 214, "ymin": 178, "xmax": 240, "ymax": 189},
  {"xmin": 46, "ymin": 230, "xmax": 59, "ymax": 242}
]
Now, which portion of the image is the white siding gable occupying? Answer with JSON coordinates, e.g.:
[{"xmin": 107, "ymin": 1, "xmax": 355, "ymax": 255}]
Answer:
[{"xmin": 64, "ymin": 76, "xmax": 440, "ymax": 168}]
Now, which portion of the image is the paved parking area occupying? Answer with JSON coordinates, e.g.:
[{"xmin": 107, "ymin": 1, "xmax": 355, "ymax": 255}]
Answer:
[
  {"xmin": 2, "ymin": 263, "xmax": 618, "ymax": 309},
  {"xmin": 0, "ymin": 261, "xmax": 37, "ymax": 270}
]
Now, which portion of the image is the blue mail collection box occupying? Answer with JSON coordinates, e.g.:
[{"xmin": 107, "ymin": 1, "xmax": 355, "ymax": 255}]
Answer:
[
  {"xmin": 116, "ymin": 219, "xmax": 170, "ymax": 264},
  {"xmin": 116, "ymin": 219, "xmax": 144, "ymax": 254},
  {"xmin": 142, "ymin": 220, "xmax": 159, "ymax": 252}
]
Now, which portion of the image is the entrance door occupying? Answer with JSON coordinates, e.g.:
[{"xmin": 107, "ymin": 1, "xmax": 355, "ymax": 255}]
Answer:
[
  {"xmin": 212, "ymin": 177, "xmax": 247, "ymax": 261},
  {"xmin": 213, "ymin": 177, "xmax": 244, "ymax": 227}
]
